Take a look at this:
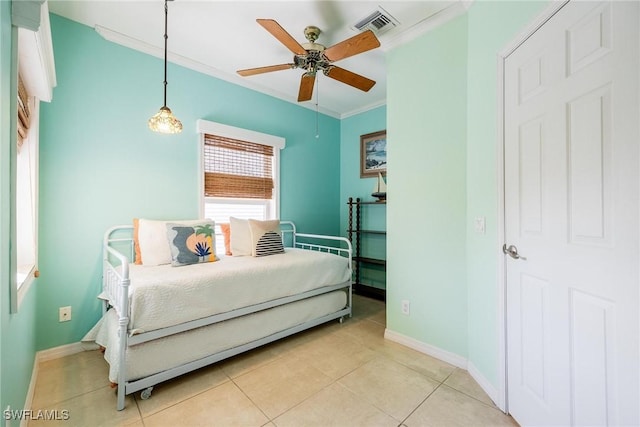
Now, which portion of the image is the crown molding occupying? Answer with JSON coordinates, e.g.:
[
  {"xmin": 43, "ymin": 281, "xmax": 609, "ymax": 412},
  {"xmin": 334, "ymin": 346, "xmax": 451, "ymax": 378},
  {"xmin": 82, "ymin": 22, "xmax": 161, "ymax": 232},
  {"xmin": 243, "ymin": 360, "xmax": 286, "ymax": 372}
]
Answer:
[
  {"xmin": 340, "ymin": 99, "xmax": 386, "ymax": 119},
  {"xmin": 382, "ymin": 0, "xmax": 473, "ymax": 52},
  {"xmin": 94, "ymin": 25, "xmax": 341, "ymax": 119}
]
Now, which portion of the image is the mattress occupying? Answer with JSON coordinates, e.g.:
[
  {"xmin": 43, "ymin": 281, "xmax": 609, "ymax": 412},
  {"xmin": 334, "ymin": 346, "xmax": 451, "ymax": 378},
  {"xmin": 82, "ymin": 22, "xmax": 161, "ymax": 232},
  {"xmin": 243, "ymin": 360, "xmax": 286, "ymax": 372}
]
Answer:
[
  {"xmin": 83, "ymin": 290, "xmax": 347, "ymax": 382},
  {"xmin": 123, "ymin": 248, "xmax": 351, "ymax": 333}
]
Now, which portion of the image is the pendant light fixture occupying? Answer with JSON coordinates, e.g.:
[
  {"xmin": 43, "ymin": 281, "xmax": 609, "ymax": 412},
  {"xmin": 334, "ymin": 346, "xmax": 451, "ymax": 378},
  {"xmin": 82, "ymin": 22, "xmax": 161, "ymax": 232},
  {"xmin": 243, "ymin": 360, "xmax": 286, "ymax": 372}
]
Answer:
[{"xmin": 148, "ymin": 0, "xmax": 182, "ymax": 134}]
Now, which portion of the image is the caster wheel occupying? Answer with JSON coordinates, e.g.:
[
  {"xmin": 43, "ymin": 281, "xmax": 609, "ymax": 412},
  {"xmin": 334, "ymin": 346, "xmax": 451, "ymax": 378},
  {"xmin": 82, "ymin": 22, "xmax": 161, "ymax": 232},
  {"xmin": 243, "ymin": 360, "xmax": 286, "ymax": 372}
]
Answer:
[{"xmin": 140, "ymin": 386, "xmax": 153, "ymax": 400}]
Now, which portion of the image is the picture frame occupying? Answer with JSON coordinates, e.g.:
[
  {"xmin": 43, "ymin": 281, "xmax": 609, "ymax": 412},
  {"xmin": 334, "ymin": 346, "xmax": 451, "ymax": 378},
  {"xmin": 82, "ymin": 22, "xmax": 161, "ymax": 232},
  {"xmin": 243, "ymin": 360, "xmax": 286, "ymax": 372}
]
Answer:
[{"xmin": 360, "ymin": 130, "xmax": 387, "ymax": 178}]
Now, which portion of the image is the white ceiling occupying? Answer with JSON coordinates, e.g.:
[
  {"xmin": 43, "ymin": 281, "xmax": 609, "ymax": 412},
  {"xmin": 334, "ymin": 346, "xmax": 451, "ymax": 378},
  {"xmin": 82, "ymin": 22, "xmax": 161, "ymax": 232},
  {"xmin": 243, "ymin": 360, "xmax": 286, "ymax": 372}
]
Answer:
[{"xmin": 48, "ymin": 1, "xmax": 466, "ymax": 118}]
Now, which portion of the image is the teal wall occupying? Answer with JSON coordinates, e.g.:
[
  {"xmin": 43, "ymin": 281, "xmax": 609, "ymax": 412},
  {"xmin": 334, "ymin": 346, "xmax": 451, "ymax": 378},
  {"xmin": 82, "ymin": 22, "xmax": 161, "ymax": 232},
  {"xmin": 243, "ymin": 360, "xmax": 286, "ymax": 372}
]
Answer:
[
  {"xmin": 0, "ymin": 0, "xmax": 40, "ymax": 416},
  {"xmin": 386, "ymin": 14, "xmax": 469, "ymax": 357},
  {"xmin": 340, "ymin": 106, "xmax": 387, "ymax": 230},
  {"xmin": 340, "ymin": 106, "xmax": 387, "ymax": 290},
  {"xmin": 0, "ymin": 0, "xmax": 11, "ymax": 412},
  {"xmin": 35, "ymin": 14, "xmax": 341, "ymax": 351},
  {"xmin": 465, "ymin": 0, "xmax": 549, "ymax": 386},
  {"xmin": 1, "ymin": 287, "xmax": 38, "ymax": 419}
]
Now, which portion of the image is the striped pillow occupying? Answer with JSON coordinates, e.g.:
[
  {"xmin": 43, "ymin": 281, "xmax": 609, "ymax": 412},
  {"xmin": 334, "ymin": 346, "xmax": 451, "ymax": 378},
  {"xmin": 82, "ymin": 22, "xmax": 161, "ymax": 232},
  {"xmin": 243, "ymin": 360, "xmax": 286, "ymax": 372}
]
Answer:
[{"xmin": 248, "ymin": 219, "xmax": 284, "ymax": 257}]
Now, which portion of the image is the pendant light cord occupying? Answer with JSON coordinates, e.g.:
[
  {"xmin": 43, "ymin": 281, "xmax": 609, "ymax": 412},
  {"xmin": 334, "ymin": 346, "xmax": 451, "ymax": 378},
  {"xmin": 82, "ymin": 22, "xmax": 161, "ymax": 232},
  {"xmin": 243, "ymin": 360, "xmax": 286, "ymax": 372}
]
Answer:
[
  {"xmin": 163, "ymin": 0, "xmax": 168, "ymax": 107},
  {"xmin": 148, "ymin": 0, "xmax": 182, "ymax": 133}
]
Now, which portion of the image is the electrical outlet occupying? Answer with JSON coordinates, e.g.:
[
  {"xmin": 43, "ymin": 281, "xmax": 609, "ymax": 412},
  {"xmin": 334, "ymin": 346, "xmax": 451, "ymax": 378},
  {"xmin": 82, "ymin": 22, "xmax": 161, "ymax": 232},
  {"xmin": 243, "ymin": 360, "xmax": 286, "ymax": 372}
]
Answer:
[
  {"xmin": 401, "ymin": 300, "xmax": 410, "ymax": 315},
  {"xmin": 59, "ymin": 306, "xmax": 71, "ymax": 322}
]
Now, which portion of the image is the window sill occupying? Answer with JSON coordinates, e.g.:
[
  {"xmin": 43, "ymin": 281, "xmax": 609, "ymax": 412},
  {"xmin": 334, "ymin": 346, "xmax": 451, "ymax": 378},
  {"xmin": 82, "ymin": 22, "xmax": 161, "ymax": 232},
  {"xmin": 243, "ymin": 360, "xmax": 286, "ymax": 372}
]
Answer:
[{"xmin": 17, "ymin": 265, "xmax": 37, "ymax": 309}]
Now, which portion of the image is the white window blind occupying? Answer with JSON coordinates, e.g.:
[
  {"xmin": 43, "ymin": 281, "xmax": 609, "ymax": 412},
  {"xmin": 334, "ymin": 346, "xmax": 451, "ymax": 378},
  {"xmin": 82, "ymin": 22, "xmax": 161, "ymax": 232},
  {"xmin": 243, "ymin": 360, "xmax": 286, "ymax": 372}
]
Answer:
[
  {"xmin": 205, "ymin": 199, "xmax": 270, "ymax": 237},
  {"xmin": 204, "ymin": 200, "xmax": 268, "ymax": 223},
  {"xmin": 205, "ymin": 199, "xmax": 270, "ymax": 256}
]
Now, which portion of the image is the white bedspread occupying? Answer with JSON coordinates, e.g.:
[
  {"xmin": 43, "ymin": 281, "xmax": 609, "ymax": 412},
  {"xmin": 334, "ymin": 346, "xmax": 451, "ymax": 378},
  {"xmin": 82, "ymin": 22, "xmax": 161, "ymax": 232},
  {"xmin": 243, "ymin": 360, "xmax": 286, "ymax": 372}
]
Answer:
[{"xmin": 125, "ymin": 248, "xmax": 350, "ymax": 333}]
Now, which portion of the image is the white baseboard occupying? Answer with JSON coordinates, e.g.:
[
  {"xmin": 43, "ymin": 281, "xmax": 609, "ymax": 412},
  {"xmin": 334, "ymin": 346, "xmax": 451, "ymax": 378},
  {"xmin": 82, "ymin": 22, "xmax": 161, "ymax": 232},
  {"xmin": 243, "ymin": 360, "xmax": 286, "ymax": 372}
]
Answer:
[
  {"xmin": 20, "ymin": 342, "xmax": 87, "ymax": 427},
  {"xmin": 384, "ymin": 328, "xmax": 467, "ymax": 369},
  {"xmin": 383, "ymin": 329, "xmax": 505, "ymax": 411},
  {"xmin": 36, "ymin": 342, "xmax": 85, "ymax": 363},
  {"xmin": 20, "ymin": 360, "xmax": 39, "ymax": 427},
  {"xmin": 467, "ymin": 361, "xmax": 504, "ymax": 411}
]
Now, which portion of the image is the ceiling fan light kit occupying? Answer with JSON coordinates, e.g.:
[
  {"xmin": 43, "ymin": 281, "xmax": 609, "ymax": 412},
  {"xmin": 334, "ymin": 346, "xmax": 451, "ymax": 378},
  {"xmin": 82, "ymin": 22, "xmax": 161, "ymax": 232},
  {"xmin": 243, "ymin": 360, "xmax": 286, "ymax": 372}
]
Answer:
[
  {"xmin": 148, "ymin": 0, "xmax": 182, "ymax": 134},
  {"xmin": 237, "ymin": 19, "xmax": 381, "ymax": 103}
]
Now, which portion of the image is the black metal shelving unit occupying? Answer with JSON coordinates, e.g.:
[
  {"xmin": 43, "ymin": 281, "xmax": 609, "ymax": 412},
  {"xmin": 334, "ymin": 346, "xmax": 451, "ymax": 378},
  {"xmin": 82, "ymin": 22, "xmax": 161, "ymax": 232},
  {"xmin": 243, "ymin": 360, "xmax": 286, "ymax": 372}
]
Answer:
[{"xmin": 347, "ymin": 197, "xmax": 386, "ymax": 300}]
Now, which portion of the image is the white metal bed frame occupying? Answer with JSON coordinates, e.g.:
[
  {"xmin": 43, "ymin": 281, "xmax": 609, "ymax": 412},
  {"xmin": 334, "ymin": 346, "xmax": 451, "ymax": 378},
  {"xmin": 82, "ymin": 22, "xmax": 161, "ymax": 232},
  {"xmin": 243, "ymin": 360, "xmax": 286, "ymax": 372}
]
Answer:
[{"xmin": 101, "ymin": 221, "xmax": 352, "ymax": 410}]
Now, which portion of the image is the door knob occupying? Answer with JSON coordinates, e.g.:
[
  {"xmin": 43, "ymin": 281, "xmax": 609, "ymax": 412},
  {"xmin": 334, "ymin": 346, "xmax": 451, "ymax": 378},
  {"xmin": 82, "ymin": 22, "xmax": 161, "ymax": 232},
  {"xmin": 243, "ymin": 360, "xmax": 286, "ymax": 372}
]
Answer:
[{"xmin": 503, "ymin": 244, "xmax": 527, "ymax": 260}]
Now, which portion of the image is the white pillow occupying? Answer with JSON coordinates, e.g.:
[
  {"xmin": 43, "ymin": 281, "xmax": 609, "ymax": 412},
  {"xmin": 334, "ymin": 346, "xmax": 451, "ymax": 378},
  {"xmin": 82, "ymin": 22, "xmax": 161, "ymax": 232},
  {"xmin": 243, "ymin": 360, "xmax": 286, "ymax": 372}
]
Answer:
[
  {"xmin": 229, "ymin": 217, "xmax": 252, "ymax": 256},
  {"xmin": 137, "ymin": 218, "xmax": 205, "ymax": 266}
]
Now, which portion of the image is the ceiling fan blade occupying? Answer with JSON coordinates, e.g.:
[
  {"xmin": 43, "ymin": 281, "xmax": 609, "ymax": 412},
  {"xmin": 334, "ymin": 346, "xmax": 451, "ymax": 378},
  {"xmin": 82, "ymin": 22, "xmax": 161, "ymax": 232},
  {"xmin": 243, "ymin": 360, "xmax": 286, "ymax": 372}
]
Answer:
[
  {"xmin": 298, "ymin": 73, "xmax": 316, "ymax": 102},
  {"xmin": 257, "ymin": 19, "xmax": 307, "ymax": 56},
  {"xmin": 237, "ymin": 64, "xmax": 294, "ymax": 77},
  {"xmin": 323, "ymin": 30, "xmax": 380, "ymax": 62},
  {"xmin": 325, "ymin": 66, "xmax": 376, "ymax": 92}
]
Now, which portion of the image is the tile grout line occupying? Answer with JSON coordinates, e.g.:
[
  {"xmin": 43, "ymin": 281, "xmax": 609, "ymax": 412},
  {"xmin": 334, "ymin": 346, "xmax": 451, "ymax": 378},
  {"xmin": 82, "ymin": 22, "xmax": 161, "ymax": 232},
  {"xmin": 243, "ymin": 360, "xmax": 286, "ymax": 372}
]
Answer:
[
  {"xmin": 31, "ymin": 350, "xmax": 110, "ymax": 410},
  {"xmin": 229, "ymin": 375, "xmax": 273, "ymax": 424},
  {"xmin": 438, "ymin": 383, "xmax": 506, "ymax": 411},
  {"xmin": 229, "ymin": 311, "xmax": 387, "ymax": 425},
  {"xmin": 398, "ymin": 380, "xmax": 445, "ymax": 426},
  {"xmin": 265, "ymin": 378, "xmax": 340, "ymax": 426},
  {"xmin": 439, "ymin": 368, "xmax": 503, "ymax": 409},
  {"xmin": 134, "ymin": 370, "xmax": 234, "ymax": 421},
  {"xmin": 395, "ymin": 359, "xmax": 454, "ymax": 426}
]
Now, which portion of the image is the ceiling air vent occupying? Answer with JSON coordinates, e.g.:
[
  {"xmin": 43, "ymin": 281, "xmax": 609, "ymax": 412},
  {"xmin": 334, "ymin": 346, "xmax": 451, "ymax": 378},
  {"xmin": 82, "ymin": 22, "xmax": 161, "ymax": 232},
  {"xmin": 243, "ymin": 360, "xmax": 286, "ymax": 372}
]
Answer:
[{"xmin": 352, "ymin": 7, "xmax": 399, "ymax": 36}]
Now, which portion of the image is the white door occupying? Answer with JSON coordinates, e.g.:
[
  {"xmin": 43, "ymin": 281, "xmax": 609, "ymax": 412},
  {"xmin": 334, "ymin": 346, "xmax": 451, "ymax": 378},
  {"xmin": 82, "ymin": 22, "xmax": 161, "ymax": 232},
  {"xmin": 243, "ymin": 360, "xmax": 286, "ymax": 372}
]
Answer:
[{"xmin": 504, "ymin": 1, "xmax": 639, "ymax": 426}]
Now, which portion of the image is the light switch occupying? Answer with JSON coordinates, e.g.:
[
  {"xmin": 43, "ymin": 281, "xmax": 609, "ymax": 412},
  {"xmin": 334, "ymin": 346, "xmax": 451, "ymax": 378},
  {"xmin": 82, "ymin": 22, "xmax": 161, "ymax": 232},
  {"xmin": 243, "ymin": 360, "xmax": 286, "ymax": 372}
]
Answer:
[{"xmin": 474, "ymin": 217, "xmax": 486, "ymax": 234}]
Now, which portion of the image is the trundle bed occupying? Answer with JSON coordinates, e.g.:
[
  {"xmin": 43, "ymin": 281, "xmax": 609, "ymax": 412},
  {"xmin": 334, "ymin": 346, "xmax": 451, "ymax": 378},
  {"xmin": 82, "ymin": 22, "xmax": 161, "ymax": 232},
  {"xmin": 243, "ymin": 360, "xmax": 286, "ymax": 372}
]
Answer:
[{"xmin": 83, "ymin": 221, "xmax": 352, "ymax": 410}]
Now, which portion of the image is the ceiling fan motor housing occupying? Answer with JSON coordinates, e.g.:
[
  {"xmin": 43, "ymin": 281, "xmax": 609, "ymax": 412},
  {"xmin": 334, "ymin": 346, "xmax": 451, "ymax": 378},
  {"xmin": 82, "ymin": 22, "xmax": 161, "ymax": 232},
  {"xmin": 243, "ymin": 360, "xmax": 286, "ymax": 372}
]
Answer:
[{"xmin": 294, "ymin": 49, "xmax": 331, "ymax": 76}]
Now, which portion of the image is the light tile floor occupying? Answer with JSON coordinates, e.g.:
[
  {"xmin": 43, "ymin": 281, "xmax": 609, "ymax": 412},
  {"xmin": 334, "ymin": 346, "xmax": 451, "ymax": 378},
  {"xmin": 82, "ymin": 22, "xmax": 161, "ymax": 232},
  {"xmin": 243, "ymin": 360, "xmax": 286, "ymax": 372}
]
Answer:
[{"xmin": 29, "ymin": 295, "xmax": 518, "ymax": 427}]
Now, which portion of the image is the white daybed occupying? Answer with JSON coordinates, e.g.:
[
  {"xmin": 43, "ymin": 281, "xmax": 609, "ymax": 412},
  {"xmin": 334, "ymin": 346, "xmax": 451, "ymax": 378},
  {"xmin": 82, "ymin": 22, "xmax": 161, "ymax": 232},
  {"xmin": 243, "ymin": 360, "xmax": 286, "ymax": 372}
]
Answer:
[{"xmin": 83, "ymin": 222, "xmax": 352, "ymax": 410}]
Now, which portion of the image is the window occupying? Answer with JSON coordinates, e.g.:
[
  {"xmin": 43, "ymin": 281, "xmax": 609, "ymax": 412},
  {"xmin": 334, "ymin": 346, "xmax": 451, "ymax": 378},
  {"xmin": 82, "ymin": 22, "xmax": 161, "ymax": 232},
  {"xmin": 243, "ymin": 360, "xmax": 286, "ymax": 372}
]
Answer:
[
  {"xmin": 11, "ymin": 2, "xmax": 56, "ymax": 312},
  {"xmin": 16, "ymin": 76, "xmax": 38, "ymax": 292},
  {"xmin": 197, "ymin": 120, "xmax": 285, "ymax": 255},
  {"xmin": 14, "ymin": 73, "xmax": 41, "ymax": 312}
]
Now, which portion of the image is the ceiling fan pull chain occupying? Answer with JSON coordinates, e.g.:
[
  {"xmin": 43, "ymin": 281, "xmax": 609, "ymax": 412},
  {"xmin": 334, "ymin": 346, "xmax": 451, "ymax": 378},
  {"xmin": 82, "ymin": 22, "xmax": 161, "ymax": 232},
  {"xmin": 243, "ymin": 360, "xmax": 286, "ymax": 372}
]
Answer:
[{"xmin": 315, "ymin": 76, "xmax": 320, "ymax": 139}]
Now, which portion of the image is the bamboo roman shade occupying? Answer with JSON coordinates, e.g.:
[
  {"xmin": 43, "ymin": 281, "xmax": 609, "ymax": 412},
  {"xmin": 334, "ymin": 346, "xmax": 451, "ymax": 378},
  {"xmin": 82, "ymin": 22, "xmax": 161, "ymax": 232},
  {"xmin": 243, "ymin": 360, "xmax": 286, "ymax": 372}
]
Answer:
[
  {"xmin": 17, "ymin": 74, "xmax": 31, "ymax": 150},
  {"xmin": 203, "ymin": 134, "xmax": 274, "ymax": 199}
]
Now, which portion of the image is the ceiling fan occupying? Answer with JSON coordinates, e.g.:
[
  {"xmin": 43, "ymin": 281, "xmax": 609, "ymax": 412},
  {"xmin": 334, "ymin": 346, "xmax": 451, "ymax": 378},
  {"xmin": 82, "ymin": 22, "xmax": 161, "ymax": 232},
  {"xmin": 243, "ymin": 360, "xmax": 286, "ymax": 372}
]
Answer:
[{"xmin": 237, "ymin": 19, "xmax": 381, "ymax": 102}]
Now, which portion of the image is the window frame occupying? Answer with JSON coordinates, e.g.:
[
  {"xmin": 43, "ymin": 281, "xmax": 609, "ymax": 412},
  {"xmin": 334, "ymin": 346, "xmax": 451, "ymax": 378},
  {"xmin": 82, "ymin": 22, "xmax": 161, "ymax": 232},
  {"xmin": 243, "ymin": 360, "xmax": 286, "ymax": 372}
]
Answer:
[
  {"xmin": 15, "ymin": 94, "xmax": 38, "ymax": 307},
  {"xmin": 197, "ymin": 119, "xmax": 285, "ymax": 221},
  {"xmin": 10, "ymin": 2, "xmax": 56, "ymax": 312}
]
